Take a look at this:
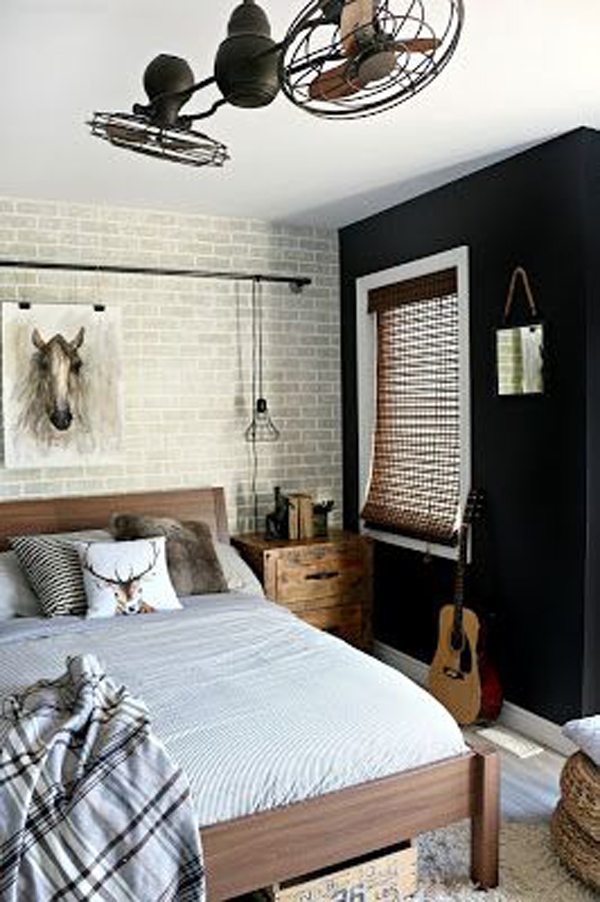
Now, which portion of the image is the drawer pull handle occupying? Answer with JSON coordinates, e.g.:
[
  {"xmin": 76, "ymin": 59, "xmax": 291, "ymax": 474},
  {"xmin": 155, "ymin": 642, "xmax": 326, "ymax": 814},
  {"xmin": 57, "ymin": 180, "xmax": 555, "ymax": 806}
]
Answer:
[{"xmin": 305, "ymin": 570, "xmax": 339, "ymax": 581}]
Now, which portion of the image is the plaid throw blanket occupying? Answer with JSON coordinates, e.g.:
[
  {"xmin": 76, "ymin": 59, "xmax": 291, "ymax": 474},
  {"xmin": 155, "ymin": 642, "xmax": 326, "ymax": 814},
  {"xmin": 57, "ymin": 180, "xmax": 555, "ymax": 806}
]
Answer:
[{"xmin": 0, "ymin": 655, "xmax": 205, "ymax": 902}]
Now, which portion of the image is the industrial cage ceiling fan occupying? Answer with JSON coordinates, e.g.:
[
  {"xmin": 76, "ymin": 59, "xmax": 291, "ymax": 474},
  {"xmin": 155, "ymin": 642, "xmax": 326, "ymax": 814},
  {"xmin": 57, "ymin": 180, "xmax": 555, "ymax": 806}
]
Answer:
[{"xmin": 89, "ymin": 0, "xmax": 464, "ymax": 168}]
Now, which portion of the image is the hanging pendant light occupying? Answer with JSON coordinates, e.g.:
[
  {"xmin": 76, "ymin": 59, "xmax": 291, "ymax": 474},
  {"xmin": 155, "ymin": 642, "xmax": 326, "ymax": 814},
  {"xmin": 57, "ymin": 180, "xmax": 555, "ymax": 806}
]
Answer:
[{"xmin": 245, "ymin": 277, "xmax": 280, "ymax": 443}]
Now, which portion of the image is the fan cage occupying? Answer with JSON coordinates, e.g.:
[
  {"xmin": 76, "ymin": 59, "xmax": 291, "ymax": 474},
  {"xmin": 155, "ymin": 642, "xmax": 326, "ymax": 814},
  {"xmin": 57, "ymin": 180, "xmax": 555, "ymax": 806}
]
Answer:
[
  {"xmin": 88, "ymin": 112, "xmax": 230, "ymax": 168},
  {"xmin": 280, "ymin": 0, "xmax": 464, "ymax": 120}
]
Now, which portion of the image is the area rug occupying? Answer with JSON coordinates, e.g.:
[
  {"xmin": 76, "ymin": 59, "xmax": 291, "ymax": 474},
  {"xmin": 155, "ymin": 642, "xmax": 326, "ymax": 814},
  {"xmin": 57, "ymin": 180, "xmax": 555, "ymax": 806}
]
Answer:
[{"xmin": 415, "ymin": 819, "xmax": 598, "ymax": 900}]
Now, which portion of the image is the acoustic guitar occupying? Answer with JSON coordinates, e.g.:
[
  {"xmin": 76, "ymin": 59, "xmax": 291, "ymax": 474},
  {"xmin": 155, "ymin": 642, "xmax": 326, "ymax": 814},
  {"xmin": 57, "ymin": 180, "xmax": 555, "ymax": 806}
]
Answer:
[{"xmin": 429, "ymin": 490, "xmax": 502, "ymax": 725}]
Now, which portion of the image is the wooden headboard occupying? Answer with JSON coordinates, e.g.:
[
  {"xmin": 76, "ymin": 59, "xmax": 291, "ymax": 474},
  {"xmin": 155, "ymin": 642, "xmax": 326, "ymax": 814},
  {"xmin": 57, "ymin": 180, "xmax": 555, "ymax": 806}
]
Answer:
[{"xmin": 0, "ymin": 487, "xmax": 230, "ymax": 551}]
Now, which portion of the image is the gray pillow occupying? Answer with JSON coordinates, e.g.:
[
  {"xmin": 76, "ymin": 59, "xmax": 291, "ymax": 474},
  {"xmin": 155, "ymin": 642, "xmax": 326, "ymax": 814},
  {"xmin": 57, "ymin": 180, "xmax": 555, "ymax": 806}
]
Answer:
[
  {"xmin": 0, "ymin": 550, "xmax": 42, "ymax": 619},
  {"xmin": 563, "ymin": 716, "xmax": 600, "ymax": 767},
  {"xmin": 109, "ymin": 514, "xmax": 228, "ymax": 597}
]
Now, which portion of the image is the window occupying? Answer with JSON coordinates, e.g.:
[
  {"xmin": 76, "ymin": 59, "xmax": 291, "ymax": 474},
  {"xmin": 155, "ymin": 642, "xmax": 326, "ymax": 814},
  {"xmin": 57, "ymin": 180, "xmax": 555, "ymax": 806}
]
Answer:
[{"xmin": 356, "ymin": 247, "xmax": 470, "ymax": 559}]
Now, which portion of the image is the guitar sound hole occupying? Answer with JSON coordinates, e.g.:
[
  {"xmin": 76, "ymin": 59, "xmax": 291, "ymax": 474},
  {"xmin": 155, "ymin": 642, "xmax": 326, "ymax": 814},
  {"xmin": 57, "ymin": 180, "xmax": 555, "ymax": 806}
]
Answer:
[{"xmin": 450, "ymin": 630, "xmax": 464, "ymax": 652}]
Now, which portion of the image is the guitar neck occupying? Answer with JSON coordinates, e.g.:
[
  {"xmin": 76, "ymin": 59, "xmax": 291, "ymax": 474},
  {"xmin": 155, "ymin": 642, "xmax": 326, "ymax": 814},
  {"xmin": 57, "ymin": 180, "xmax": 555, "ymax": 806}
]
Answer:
[
  {"xmin": 449, "ymin": 489, "xmax": 482, "ymax": 645},
  {"xmin": 452, "ymin": 523, "xmax": 469, "ymax": 632}
]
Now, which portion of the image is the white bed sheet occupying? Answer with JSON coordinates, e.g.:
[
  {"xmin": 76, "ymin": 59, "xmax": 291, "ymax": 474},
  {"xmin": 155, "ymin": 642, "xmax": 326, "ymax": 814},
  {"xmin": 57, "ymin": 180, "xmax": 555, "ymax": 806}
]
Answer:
[{"xmin": 0, "ymin": 594, "xmax": 468, "ymax": 826}]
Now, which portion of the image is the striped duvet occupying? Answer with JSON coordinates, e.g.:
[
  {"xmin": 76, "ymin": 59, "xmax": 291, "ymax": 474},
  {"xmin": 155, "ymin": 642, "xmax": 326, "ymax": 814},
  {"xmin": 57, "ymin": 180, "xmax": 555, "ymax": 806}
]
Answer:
[{"xmin": 0, "ymin": 594, "xmax": 468, "ymax": 826}]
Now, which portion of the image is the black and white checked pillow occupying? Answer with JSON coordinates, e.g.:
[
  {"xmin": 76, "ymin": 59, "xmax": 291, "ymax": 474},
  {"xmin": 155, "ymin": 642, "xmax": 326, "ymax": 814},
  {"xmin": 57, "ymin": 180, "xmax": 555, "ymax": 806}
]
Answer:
[{"xmin": 10, "ymin": 536, "xmax": 88, "ymax": 617}]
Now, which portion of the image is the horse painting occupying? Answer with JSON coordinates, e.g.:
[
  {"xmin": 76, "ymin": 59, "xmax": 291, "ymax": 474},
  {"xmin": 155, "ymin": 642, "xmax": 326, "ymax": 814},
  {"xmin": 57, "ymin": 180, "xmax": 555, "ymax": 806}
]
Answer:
[
  {"xmin": 3, "ymin": 303, "xmax": 124, "ymax": 469},
  {"xmin": 18, "ymin": 328, "xmax": 89, "ymax": 440}
]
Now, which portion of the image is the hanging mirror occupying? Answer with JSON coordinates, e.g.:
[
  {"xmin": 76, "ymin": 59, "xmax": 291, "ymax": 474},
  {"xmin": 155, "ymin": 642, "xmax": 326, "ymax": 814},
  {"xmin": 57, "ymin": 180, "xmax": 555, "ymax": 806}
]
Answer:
[
  {"xmin": 496, "ymin": 267, "xmax": 544, "ymax": 396},
  {"xmin": 497, "ymin": 324, "xmax": 544, "ymax": 396}
]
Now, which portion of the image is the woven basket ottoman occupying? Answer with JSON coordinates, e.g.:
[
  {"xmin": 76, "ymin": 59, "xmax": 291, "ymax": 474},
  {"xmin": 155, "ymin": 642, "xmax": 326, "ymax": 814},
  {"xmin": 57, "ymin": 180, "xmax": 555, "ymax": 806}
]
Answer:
[{"xmin": 551, "ymin": 752, "xmax": 600, "ymax": 891}]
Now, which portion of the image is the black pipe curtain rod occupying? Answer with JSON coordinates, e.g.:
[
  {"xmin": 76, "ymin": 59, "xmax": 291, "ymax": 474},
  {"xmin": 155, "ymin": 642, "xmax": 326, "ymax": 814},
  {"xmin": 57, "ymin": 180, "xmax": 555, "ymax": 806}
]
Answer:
[{"xmin": 0, "ymin": 258, "xmax": 311, "ymax": 291}]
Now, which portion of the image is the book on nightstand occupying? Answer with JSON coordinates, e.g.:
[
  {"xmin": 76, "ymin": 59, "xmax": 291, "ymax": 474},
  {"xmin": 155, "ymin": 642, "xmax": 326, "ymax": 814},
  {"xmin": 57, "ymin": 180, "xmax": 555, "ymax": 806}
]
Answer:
[{"xmin": 287, "ymin": 492, "xmax": 313, "ymax": 539}]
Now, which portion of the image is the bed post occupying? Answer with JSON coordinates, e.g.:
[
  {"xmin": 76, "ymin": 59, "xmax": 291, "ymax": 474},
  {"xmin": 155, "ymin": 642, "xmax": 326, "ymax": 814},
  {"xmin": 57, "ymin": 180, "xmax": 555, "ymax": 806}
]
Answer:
[{"xmin": 469, "ymin": 742, "xmax": 500, "ymax": 889}]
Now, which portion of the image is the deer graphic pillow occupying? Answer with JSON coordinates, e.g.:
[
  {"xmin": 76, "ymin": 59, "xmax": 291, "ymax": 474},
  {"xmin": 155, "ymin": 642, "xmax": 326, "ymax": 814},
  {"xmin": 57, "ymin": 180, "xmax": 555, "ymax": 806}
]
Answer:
[{"xmin": 77, "ymin": 537, "xmax": 181, "ymax": 618}]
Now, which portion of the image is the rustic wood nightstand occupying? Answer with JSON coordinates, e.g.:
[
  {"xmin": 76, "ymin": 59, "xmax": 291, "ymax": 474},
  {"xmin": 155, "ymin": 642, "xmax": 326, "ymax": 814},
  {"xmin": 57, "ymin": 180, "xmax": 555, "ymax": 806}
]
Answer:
[{"xmin": 231, "ymin": 530, "xmax": 373, "ymax": 650}]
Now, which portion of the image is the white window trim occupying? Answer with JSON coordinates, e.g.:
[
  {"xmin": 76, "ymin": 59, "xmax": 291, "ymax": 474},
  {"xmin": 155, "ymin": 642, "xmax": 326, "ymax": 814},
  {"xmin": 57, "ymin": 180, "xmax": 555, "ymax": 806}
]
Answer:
[{"xmin": 356, "ymin": 245, "xmax": 471, "ymax": 561}]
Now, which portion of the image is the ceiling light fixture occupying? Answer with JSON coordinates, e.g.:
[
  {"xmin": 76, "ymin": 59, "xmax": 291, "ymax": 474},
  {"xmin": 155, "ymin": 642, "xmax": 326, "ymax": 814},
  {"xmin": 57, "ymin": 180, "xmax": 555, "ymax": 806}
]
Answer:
[{"xmin": 88, "ymin": 0, "xmax": 464, "ymax": 166}]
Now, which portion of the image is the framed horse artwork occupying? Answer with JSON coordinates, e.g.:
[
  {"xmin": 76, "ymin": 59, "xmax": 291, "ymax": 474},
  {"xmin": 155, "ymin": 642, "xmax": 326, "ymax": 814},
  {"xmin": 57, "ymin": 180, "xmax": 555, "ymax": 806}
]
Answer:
[{"xmin": 2, "ymin": 303, "xmax": 123, "ymax": 468}]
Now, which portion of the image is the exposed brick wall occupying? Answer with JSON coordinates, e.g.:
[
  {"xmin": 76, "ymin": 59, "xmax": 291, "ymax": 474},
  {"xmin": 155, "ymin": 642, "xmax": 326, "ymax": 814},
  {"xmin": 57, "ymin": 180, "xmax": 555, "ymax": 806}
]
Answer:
[{"xmin": 0, "ymin": 198, "xmax": 341, "ymax": 533}]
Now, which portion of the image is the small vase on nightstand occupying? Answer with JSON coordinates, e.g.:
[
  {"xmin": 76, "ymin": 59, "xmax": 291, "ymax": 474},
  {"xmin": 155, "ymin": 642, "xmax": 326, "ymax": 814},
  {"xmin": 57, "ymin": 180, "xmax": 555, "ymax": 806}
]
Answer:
[{"xmin": 313, "ymin": 500, "xmax": 334, "ymax": 538}]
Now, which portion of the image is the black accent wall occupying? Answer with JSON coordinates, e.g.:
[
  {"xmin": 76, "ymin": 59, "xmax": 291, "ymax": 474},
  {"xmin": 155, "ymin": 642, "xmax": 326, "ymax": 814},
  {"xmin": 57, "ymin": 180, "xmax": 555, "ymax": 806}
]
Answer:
[{"xmin": 340, "ymin": 128, "xmax": 600, "ymax": 723}]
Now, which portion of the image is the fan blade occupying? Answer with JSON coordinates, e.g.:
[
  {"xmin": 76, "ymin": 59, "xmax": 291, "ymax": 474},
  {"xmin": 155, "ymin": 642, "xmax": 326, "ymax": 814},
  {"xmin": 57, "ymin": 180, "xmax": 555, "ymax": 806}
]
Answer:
[
  {"xmin": 393, "ymin": 37, "xmax": 440, "ymax": 53},
  {"xmin": 308, "ymin": 62, "xmax": 359, "ymax": 100},
  {"xmin": 107, "ymin": 124, "xmax": 149, "ymax": 145},
  {"xmin": 340, "ymin": 0, "xmax": 375, "ymax": 55}
]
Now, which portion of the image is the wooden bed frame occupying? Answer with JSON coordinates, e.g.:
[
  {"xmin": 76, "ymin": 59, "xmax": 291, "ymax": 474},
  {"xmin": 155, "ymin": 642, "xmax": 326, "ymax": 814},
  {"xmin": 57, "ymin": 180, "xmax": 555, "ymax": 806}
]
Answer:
[{"xmin": 0, "ymin": 487, "xmax": 500, "ymax": 898}]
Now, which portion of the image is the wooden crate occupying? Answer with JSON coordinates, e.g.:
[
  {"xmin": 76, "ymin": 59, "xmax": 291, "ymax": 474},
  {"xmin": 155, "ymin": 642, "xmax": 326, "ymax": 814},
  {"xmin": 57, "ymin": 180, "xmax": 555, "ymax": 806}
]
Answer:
[
  {"xmin": 269, "ymin": 841, "xmax": 417, "ymax": 902},
  {"xmin": 231, "ymin": 531, "xmax": 373, "ymax": 649}
]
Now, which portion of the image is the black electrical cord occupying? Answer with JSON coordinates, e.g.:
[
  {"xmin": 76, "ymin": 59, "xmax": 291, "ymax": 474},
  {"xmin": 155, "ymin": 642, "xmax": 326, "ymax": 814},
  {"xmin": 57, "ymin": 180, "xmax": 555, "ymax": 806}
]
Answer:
[{"xmin": 250, "ymin": 278, "xmax": 259, "ymax": 532}]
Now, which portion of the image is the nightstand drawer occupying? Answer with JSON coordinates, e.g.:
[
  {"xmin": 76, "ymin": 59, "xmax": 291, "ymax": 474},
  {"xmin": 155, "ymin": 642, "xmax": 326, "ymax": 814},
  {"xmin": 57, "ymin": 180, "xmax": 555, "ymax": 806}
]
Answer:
[
  {"xmin": 302, "ymin": 603, "xmax": 363, "ymax": 644},
  {"xmin": 269, "ymin": 545, "xmax": 364, "ymax": 604}
]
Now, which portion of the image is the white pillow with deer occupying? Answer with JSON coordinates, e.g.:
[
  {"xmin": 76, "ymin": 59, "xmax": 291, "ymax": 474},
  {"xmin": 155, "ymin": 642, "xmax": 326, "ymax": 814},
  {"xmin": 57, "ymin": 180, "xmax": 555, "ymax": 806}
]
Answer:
[{"xmin": 78, "ymin": 537, "xmax": 181, "ymax": 618}]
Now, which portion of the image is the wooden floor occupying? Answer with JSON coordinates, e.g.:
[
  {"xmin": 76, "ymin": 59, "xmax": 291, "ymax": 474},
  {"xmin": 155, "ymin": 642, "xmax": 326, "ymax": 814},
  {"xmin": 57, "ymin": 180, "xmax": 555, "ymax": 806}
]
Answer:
[{"xmin": 465, "ymin": 728, "xmax": 565, "ymax": 821}]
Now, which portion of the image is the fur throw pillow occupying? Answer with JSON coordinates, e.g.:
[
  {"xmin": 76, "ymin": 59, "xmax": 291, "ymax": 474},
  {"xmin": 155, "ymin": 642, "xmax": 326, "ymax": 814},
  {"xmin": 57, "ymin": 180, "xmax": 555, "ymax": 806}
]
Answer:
[{"xmin": 109, "ymin": 514, "xmax": 228, "ymax": 597}]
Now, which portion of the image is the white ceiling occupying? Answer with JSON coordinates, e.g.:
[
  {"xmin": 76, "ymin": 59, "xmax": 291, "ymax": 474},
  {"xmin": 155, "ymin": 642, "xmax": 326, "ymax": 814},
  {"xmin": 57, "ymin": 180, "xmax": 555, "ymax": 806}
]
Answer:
[{"xmin": 1, "ymin": 1, "xmax": 599, "ymax": 227}]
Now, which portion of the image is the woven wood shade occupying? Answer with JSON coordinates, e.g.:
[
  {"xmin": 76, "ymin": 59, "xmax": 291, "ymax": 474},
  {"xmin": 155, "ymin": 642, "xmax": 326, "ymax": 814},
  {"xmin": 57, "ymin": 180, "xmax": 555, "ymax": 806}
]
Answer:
[{"xmin": 362, "ymin": 268, "xmax": 460, "ymax": 545}]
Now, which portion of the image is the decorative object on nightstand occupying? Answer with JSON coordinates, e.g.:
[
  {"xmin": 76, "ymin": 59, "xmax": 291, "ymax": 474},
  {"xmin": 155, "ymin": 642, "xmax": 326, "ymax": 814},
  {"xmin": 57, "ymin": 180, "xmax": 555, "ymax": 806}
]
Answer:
[
  {"xmin": 287, "ymin": 492, "xmax": 314, "ymax": 540},
  {"xmin": 265, "ymin": 486, "xmax": 289, "ymax": 540},
  {"xmin": 313, "ymin": 500, "xmax": 334, "ymax": 537},
  {"xmin": 231, "ymin": 530, "xmax": 373, "ymax": 650},
  {"xmin": 265, "ymin": 488, "xmax": 319, "ymax": 541}
]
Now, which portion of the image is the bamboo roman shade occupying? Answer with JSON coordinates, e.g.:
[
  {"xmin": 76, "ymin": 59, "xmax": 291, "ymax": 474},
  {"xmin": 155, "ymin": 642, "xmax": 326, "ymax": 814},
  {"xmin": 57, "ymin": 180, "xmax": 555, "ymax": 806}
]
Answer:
[{"xmin": 361, "ymin": 267, "xmax": 461, "ymax": 545}]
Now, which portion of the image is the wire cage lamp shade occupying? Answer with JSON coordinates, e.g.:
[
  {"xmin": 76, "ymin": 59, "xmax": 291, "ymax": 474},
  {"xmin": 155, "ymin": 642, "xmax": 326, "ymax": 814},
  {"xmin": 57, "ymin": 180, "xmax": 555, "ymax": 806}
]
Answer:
[
  {"xmin": 88, "ymin": 111, "xmax": 229, "ymax": 169},
  {"xmin": 280, "ymin": 0, "xmax": 464, "ymax": 120},
  {"xmin": 245, "ymin": 278, "xmax": 280, "ymax": 443}
]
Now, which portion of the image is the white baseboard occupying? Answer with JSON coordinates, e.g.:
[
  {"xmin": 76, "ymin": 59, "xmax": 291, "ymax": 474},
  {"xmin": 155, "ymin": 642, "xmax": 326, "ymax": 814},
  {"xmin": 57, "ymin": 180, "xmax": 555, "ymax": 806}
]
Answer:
[
  {"xmin": 498, "ymin": 699, "xmax": 577, "ymax": 757},
  {"xmin": 373, "ymin": 640, "xmax": 577, "ymax": 758}
]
